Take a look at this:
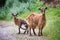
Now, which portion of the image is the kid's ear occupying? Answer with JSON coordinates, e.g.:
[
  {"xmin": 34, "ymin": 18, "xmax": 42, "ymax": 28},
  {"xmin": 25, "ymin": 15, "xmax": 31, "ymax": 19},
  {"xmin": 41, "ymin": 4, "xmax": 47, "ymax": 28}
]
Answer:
[
  {"xmin": 38, "ymin": 8, "xmax": 41, "ymax": 10},
  {"xmin": 12, "ymin": 13, "xmax": 14, "ymax": 16},
  {"xmin": 45, "ymin": 7, "xmax": 47, "ymax": 9},
  {"xmin": 16, "ymin": 13, "xmax": 18, "ymax": 16}
]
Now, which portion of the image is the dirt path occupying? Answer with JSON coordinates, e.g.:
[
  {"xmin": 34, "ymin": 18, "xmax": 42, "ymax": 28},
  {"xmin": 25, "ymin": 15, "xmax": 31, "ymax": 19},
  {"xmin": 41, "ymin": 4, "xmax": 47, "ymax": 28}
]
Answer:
[{"xmin": 0, "ymin": 21, "xmax": 47, "ymax": 40}]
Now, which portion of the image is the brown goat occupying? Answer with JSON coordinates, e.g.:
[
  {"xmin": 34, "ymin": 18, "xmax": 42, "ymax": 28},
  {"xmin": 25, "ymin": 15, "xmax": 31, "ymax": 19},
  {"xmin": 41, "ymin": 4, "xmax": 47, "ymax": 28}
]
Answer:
[
  {"xmin": 12, "ymin": 13, "xmax": 28, "ymax": 34},
  {"xmin": 27, "ymin": 7, "xmax": 47, "ymax": 36}
]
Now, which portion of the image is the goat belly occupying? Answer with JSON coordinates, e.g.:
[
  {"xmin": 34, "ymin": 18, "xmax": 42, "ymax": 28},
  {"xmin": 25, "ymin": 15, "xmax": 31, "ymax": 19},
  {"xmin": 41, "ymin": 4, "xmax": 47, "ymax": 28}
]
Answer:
[
  {"xmin": 21, "ymin": 23, "xmax": 28, "ymax": 28},
  {"xmin": 20, "ymin": 20, "xmax": 28, "ymax": 28},
  {"xmin": 21, "ymin": 20, "xmax": 27, "ymax": 24}
]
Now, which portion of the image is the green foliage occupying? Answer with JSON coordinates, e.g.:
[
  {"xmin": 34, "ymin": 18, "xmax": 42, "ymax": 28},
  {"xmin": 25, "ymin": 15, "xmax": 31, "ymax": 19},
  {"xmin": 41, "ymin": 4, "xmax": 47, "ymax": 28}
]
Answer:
[
  {"xmin": 0, "ymin": 0, "xmax": 60, "ymax": 40},
  {"xmin": 41, "ymin": 0, "xmax": 54, "ymax": 2},
  {"xmin": 19, "ymin": 0, "xmax": 28, "ymax": 2},
  {"xmin": 0, "ymin": 0, "xmax": 43, "ymax": 20},
  {"xmin": 43, "ymin": 7, "xmax": 60, "ymax": 40}
]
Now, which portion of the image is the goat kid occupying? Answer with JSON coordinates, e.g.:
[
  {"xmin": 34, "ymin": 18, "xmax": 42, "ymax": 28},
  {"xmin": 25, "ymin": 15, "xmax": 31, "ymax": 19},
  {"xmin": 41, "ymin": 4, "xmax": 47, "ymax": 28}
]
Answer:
[{"xmin": 12, "ymin": 13, "xmax": 28, "ymax": 34}]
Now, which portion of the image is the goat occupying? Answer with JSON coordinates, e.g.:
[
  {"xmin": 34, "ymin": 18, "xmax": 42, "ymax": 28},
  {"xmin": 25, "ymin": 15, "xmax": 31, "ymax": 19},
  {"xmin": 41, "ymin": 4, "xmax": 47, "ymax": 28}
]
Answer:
[
  {"xmin": 27, "ymin": 7, "xmax": 47, "ymax": 36},
  {"xmin": 12, "ymin": 13, "xmax": 28, "ymax": 34}
]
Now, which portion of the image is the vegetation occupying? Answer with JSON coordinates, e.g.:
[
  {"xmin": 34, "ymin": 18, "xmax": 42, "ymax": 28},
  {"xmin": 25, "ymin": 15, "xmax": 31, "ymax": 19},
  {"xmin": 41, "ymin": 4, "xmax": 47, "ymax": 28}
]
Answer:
[
  {"xmin": 40, "ymin": 0, "xmax": 54, "ymax": 2},
  {"xmin": 0, "ymin": 0, "xmax": 60, "ymax": 40},
  {"xmin": 0, "ymin": 0, "xmax": 43, "ymax": 20},
  {"xmin": 43, "ymin": 7, "xmax": 60, "ymax": 40}
]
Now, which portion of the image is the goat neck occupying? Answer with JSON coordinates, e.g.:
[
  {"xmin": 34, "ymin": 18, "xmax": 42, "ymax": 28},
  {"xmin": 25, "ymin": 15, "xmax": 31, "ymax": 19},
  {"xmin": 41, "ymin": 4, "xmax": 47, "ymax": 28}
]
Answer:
[
  {"xmin": 14, "ymin": 17, "xmax": 18, "ymax": 25},
  {"xmin": 41, "ymin": 11, "xmax": 46, "ymax": 20}
]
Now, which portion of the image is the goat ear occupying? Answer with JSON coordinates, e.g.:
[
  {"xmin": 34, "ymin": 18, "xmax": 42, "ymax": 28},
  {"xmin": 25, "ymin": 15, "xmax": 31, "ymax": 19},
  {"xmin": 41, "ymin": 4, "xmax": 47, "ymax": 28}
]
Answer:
[
  {"xmin": 16, "ymin": 13, "xmax": 18, "ymax": 16},
  {"xmin": 12, "ymin": 13, "xmax": 14, "ymax": 16},
  {"xmin": 45, "ymin": 7, "xmax": 47, "ymax": 9},
  {"xmin": 38, "ymin": 8, "xmax": 41, "ymax": 10}
]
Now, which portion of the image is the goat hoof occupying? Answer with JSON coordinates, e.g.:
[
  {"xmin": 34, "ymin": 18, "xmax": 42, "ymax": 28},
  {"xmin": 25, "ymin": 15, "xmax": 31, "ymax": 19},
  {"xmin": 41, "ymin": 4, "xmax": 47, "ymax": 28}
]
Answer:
[
  {"xmin": 29, "ymin": 34, "xmax": 32, "ymax": 36},
  {"xmin": 41, "ymin": 34, "xmax": 43, "ymax": 36},
  {"xmin": 34, "ymin": 34, "xmax": 37, "ymax": 36},
  {"xmin": 38, "ymin": 34, "xmax": 43, "ymax": 36},
  {"xmin": 23, "ymin": 32, "xmax": 25, "ymax": 34},
  {"xmin": 38, "ymin": 34, "xmax": 42, "ymax": 36},
  {"xmin": 17, "ymin": 33, "xmax": 20, "ymax": 34},
  {"xmin": 35, "ymin": 35, "xmax": 37, "ymax": 36}
]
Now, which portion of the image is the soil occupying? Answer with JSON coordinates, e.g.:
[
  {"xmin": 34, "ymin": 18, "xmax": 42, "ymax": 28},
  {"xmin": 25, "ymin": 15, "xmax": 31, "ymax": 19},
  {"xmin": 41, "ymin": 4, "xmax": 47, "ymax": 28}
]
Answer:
[{"xmin": 0, "ymin": 21, "xmax": 47, "ymax": 40}]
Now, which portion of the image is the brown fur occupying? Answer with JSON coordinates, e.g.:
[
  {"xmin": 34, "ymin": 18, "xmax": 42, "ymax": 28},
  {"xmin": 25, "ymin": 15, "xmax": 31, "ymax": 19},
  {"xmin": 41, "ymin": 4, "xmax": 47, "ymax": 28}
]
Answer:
[
  {"xmin": 27, "ymin": 7, "xmax": 47, "ymax": 36},
  {"xmin": 12, "ymin": 13, "xmax": 28, "ymax": 34}
]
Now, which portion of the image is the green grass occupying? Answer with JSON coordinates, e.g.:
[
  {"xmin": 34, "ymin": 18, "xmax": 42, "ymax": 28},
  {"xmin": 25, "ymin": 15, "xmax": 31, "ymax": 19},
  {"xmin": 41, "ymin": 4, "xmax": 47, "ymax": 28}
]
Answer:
[
  {"xmin": 43, "ymin": 7, "xmax": 60, "ymax": 40},
  {"xmin": 0, "ymin": 0, "xmax": 43, "ymax": 20},
  {"xmin": 13, "ymin": 6, "xmax": 60, "ymax": 40},
  {"xmin": 0, "ymin": 6, "xmax": 60, "ymax": 40},
  {"xmin": 18, "ymin": 11, "xmax": 30, "ymax": 19},
  {"xmin": 0, "ymin": 0, "xmax": 60, "ymax": 40},
  {"xmin": 17, "ymin": 7, "xmax": 60, "ymax": 40}
]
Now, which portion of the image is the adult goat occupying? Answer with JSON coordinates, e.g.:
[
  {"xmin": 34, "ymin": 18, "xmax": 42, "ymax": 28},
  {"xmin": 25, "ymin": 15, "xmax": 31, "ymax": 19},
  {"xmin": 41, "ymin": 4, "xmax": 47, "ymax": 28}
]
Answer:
[{"xmin": 27, "ymin": 7, "xmax": 47, "ymax": 36}]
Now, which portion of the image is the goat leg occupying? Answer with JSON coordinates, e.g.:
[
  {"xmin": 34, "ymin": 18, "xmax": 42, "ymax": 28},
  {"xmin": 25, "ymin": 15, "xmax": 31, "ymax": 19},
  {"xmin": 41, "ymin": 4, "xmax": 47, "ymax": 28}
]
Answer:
[
  {"xmin": 23, "ymin": 29, "xmax": 29, "ymax": 34},
  {"xmin": 27, "ymin": 30, "xmax": 29, "ymax": 34},
  {"xmin": 26, "ymin": 28, "xmax": 29, "ymax": 34},
  {"xmin": 38, "ymin": 28, "xmax": 41, "ymax": 36},
  {"xmin": 18, "ymin": 27, "xmax": 20, "ymax": 34},
  {"xmin": 41, "ymin": 29, "xmax": 43, "ymax": 36},
  {"xmin": 33, "ymin": 28, "xmax": 37, "ymax": 35},
  {"xmin": 23, "ymin": 28, "xmax": 27, "ymax": 34},
  {"xmin": 29, "ymin": 28, "xmax": 32, "ymax": 36},
  {"xmin": 23, "ymin": 30, "xmax": 26, "ymax": 34}
]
